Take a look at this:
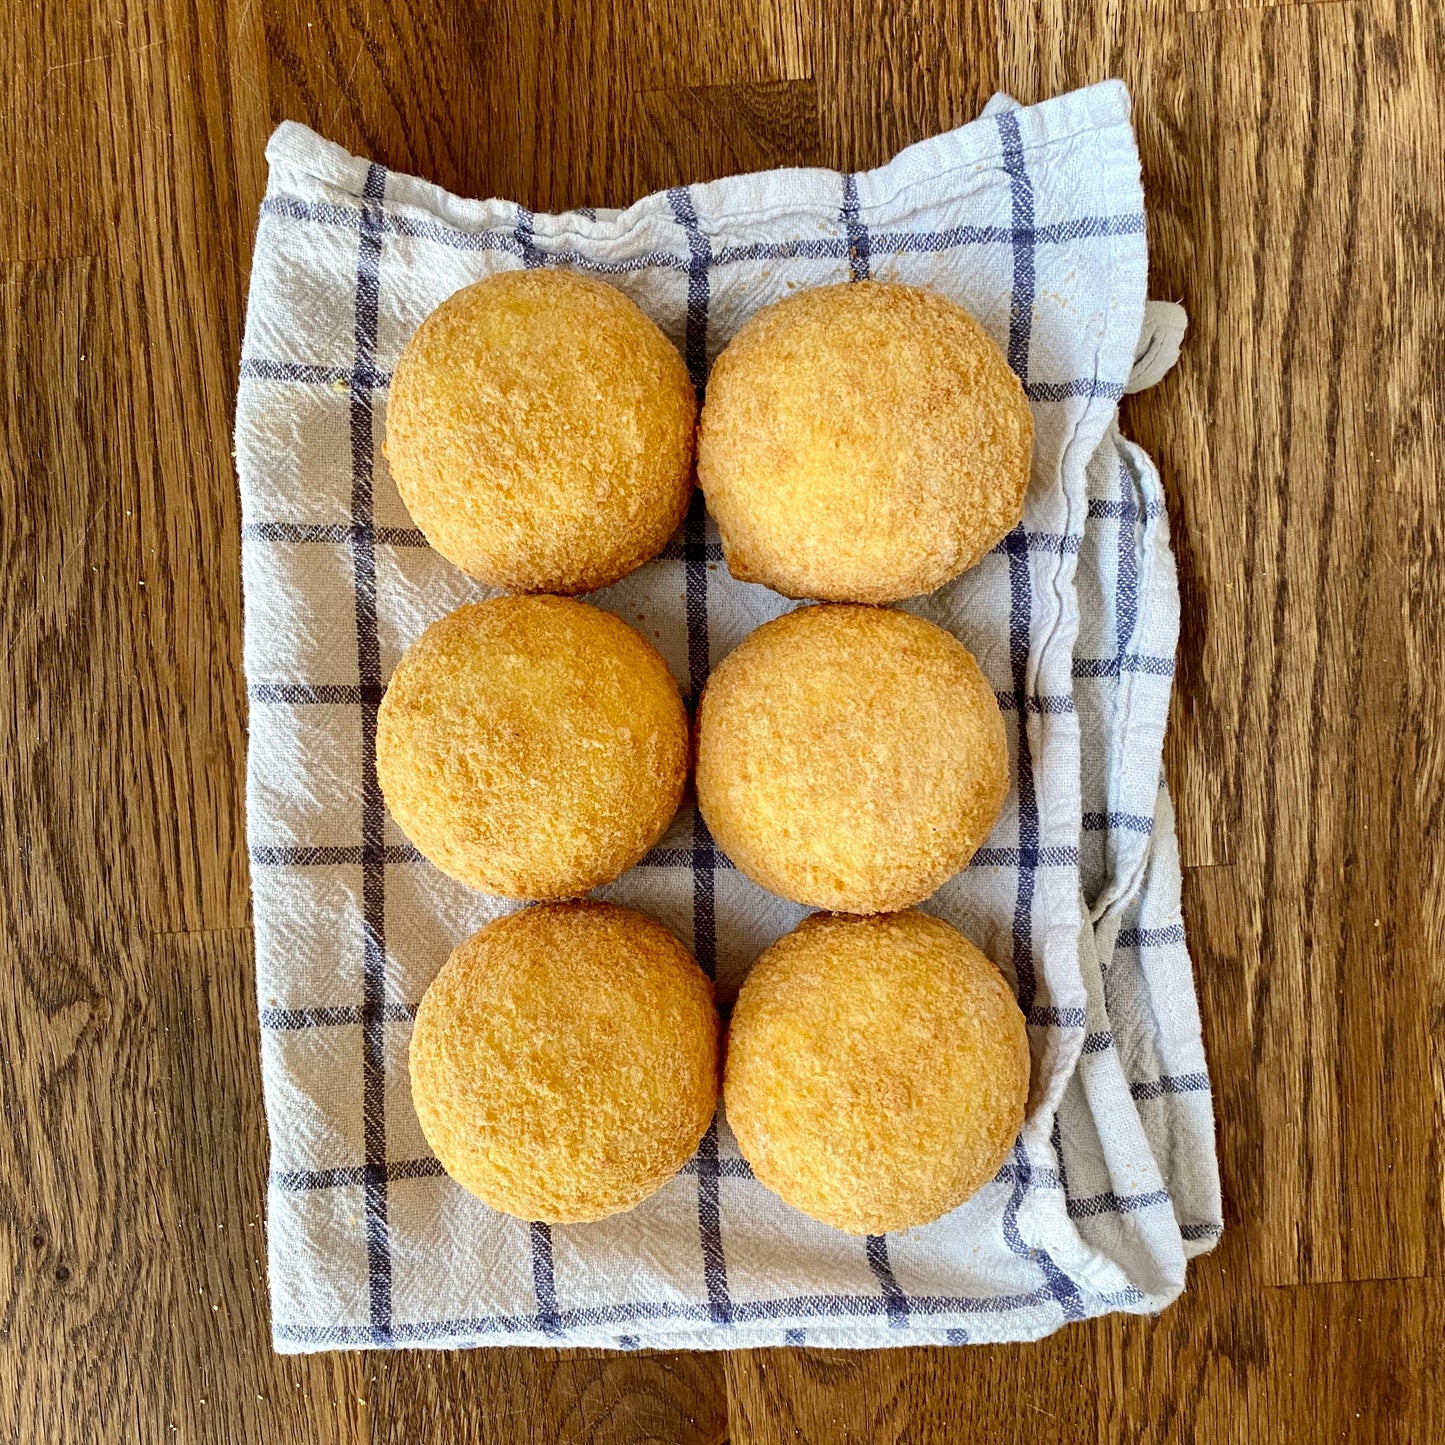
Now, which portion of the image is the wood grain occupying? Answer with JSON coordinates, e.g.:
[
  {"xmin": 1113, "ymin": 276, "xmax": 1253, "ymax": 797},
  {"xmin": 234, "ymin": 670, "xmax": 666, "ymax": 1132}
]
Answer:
[
  {"xmin": 725, "ymin": 1325, "xmax": 1105, "ymax": 1443},
  {"xmin": 629, "ymin": 81, "xmax": 822, "ymax": 196},
  {"xmin": 1, "ymin": 0, "xmax": 1441, "ymax": 1441}
]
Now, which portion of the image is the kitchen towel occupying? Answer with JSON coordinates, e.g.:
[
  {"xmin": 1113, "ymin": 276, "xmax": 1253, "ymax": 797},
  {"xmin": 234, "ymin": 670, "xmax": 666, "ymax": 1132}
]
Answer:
[{"xmin": 236, "ymin": 79, "xmax": 1221, "ymax": 1352}]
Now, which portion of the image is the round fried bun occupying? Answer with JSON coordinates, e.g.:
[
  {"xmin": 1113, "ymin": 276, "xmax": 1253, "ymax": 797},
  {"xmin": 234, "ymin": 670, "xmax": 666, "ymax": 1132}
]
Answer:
[
  {"xmin": 377, "ymin": 595, "xmax": 688, "ymax": 898},
  {"xmin": 385, "ymin": 269, "xmax": 696, "ymax": 594},
  {"xmin": 725, "ymin": 910, "xmax": 1030, "ymax": 1234},
  {"xmin": 697, "ymin": 281, "xmax": 1032, "ymax": 603},
  {"xmin": 696, "ymin": 604, "xmax": 1009, "ymax": 914},
  {"xmin": 411, "ymin": 901, "xmax": 720, "ymax": 1222}
]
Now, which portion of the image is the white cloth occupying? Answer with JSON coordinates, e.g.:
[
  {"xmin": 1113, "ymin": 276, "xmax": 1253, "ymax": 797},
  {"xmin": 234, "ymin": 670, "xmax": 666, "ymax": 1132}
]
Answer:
[{"xmin": 236, "ymin": 79, "xmax": 1221, "ymax": 1353}]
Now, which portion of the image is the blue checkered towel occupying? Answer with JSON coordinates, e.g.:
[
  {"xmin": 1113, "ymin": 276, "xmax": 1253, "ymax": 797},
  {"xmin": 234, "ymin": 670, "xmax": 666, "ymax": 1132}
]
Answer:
[{"xmin": 237, "ymin": 79, "xmax": 1221, "ymax": 1352}]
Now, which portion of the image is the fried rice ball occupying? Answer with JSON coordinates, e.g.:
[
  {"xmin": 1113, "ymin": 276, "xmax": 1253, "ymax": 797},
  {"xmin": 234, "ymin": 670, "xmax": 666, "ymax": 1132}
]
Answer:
[
  {"xmin": 695, "ymin": 604, "xmax": 1009, "ymax": 914},
  {"xmin": 411, "ymin": 901, "xmax": 720, "ymax": 1222},
  {"xmin": 697, "ymin": 281, "xmax": 1033, "ymax": 603},
  {"xmin": 385, "ymin": 269, "xmax": 696, "ymax": 594},
  {"xmin": 724, "ymin": 910, "xmax": 1030, "ymax": 1234},
  {"xmin": 377, "ymin": 595, "xmax": 688, "ymax": 898}
]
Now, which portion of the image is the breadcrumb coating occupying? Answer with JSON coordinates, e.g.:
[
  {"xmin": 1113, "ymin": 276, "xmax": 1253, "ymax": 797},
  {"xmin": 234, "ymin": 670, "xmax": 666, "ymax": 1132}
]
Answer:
[
  {"xmin": 697, "ymin": 281, "xmax": 1032, "ymax": 603},
  {"xmin": 386, "ymin": 269, "xmax": 696, "ymax": 594},
  {"xmin": 378, "ymin": 595, "xmax": 688, "ymax": 899},
  {"xmin": 411, "ymin": 902, "xmax": 720, "ymax": 1222},
  {"xmin": 696, "ymin": 604, "xmax": 1009, "ymax": 914},
  {"xmin": 725, "ymin": 910, "xmax": 1030, "ymax": 1234}
]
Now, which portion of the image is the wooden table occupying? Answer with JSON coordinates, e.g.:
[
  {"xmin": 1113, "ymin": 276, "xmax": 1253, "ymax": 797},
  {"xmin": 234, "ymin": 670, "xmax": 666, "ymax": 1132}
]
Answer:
[{"xmin": 2, "ymin": 1, "xmax": 1441, "ymax": 1440}]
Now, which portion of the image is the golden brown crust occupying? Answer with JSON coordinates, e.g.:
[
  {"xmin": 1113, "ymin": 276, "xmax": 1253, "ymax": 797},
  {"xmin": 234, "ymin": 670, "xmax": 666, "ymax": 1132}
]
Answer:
[
  {"xmin": 697, "ymin": 281, "xmax": 1032, "ymax": 603},
  {"xmin": 385, "ymin": 269, "xmax": 696, "ymax": 594},
  {"xmin": 410, "ymin": 902, "xmax": 720, "ymax": 1222},
  {"xmin": 724, "ymin": 910, "xmax": 1030, "ymax": 1234},
  {"xmin": 377, "ymin": 595, "xmax": 688, "ymax": 898},
  {"xmin": 695, "ymin": 604, "xmax": 1009, "ymax": 914}
]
